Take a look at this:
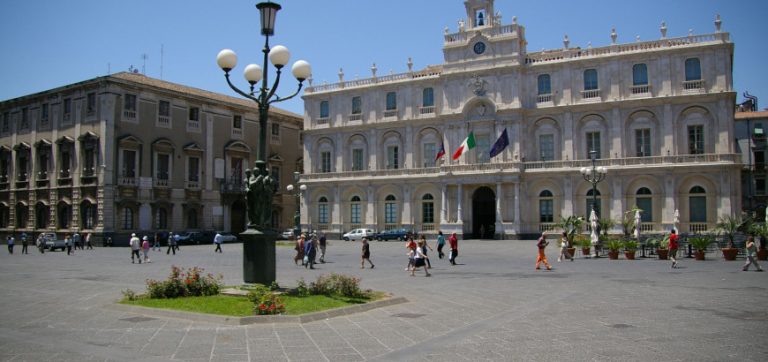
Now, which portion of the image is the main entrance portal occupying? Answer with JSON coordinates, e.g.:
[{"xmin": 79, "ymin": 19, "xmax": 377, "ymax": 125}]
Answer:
[{"xmin": 472, "ymin": 186, "xmax": 496, "ymax": 239}]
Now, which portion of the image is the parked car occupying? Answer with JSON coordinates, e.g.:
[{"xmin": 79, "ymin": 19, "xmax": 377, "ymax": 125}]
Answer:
[
  {"xmin": 175, "ymin": 231, "xmax": 213, "ymax": 245},
  {"xmin": 214, "ymin": 231, "xmax": 238, "ymax": 243},
  {"xmin": 279, "ymin": 229, "xmax": 295, "ymax": 240},
  {"xmin": 373, "ymin": 229, "xmax": 413, "ymax": 241},
  {"xmin": 42, "ymin": 232, "xmax": 66, "ymax": 251},
  {"xmin": 342, "ymin": 228, "xmax": 374, "ymax": 241}
]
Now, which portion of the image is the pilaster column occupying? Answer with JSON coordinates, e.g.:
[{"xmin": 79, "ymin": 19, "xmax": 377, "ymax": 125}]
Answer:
[
  {"xmin": 402, "ymin": 186, "xmax": 412, "ymax": 226},
  {"xmin": 457, "ymin": 183, "xmax": 463, "ymax": 224},
  {"xmin": 495, "ymin": 182, "xmax": 503, "ymax": 222},
  {"xmin": 513, "ymin": 182, "xmax": 521, "ymax": 225},
  {"xmin": 331, "ymin": 186, "xmax": 341, "ymax": 230},
  {"xmin": 366, "ymin": 186, "xmax": 375, "ymax": 226},
  {"xmin": 440, "ymin": 183, "xmax": 447, "ymax": 224}
]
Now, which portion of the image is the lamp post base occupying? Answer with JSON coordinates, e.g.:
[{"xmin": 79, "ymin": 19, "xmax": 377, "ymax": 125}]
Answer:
[{"xmin": 241, "ymin": 227, "xmax": 277, "ymax": 284}]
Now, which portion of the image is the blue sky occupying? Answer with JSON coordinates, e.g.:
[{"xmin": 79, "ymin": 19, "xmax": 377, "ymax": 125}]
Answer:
[{"xmin": 1, "ymin": 0, "xmax": 766, "ymax": 115}]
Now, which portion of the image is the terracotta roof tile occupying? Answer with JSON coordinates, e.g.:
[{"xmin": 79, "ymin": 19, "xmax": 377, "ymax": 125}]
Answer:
[{"xmin": 735, "ymin": 111, "xmax": 768, "ymax": 120}]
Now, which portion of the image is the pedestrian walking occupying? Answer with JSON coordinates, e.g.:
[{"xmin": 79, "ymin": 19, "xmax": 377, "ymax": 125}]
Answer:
[
  {"xmin": 85, "ymin": 232, "xmax": 93, "ymax": 250},
  {"xmin": 318, "ymin": 233, "xmax": 327, "ymax": 263},
  {"xmin": 213, "ymin": 232, "xmax": 223, "ymax": 253},
  {"xmin": 436, "ymin": 231, "xmax": 446, "ymax": 259},
  {"xmin": 73, "ymin": 232, "xmax": 82, "ymax": 250},
  {"xmin": 153, "ymin": 232, "xmax": 161, "ymax": 251},
  {"xmin": 558, "ymin": 231, "xmax": 574, "ymax": 262},
  {"xmin": 535, "ymin": 232, "xmax": 552, "ymax": 271},
  {"xmin": 420, "ymin": 235, "xmax": 433, "ymax": 268},
  {"xmin": 448, "ymin": 232, "xmax": 459, "ymax": 265},
  {"xmin": 294, "ymin": 234, "xmax": 305, "ymax": 265},
  {"xmin": 304, "ymin": 234, "xmax": 317, "ymax": 269},
  {"xmin": 172, "ymin": 232, "xmax": 180, "ymax": 252},
  {"xmin": 411, "ymin": 239, "xmax": 431, "ymax": 277},
  {"xmin": 361, "ymin": 237, "xmax": 374, "ymax": 269},
  {"xmin": 669, "ymin": 229, "xmax": 679, "ymax": 269},
  {"xmin": 36, "ymin": 233, "xmax": 45, "ymax": 254},
  {"xmin": 105, "ymin": 236, "xmax": 113, "ymax": 247},
  {"xmin": 21, "ymin": 233, "xmax": 29, "ymax": 254},
  {"xmin": 6, "ymin": 235, "xmax": 14, "ymax": 254},
  {"xmin": 129, "ymin": 233, "xmax": 141, "ymax": 264},
  {"xmin": 65, "ymin": 234, "xmax": 73, "ymax": 255},
  {"xmin": 166, "ymin": 232, "xmax": 176, "ymax": 255},
  {"xmin": 141, "ymin": 236, "xmax": 151, "ymax": 263},
  {"xmin": 743, "ymin": 236, "xmax": 764, "ymax": 272},
  {"xmin": 405, "ymin": 237, "xmax": 417, "ymax": 271}
]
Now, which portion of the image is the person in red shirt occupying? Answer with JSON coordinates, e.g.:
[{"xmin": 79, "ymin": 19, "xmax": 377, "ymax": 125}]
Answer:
[
  {"xmin": 448, "ymin": 232, "xmax": 459, "ymax": 265},
  {"xmin": 536, "ymin": 232, "xmax": 552, "ymax": 271},
  {"xmin": 669, "ymin": 229, "xmax": 679, "ymax": 269}
]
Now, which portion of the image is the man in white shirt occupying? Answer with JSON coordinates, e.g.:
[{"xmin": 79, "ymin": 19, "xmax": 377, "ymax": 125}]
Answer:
[
  {"xmin": 129, "ymin": 233, "xmax": 141, "ymax": 264},
  {"xmin": 214, "ymin": 232, "xmax": 223, "ymax": 253}
]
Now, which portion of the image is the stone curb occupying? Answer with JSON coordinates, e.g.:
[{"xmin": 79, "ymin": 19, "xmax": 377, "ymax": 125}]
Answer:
[{"xmin": 107, "ymin": 295, "xmax": 408, "ymax": 325}]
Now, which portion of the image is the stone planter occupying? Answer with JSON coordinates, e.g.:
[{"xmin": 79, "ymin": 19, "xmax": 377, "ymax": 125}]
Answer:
[
  {"xmin": 657, "ymin": 249, "xmax": 669, "ymax": 260},
  {"xmin": 607, "ymin": 250, "xmax": 620, "ymax": 259},
  {"xmin": 721, "ymin": 248, "xmax": 738, "ymax": 261},
  {"xmin": 567, "ymin": 247, "xmax": 576, "ymax": 259},
  {"xmin": 581, "ymin": 247, "xmax": 591, "ymax": 257},
  {"xmin": 624, "ymin": 250, "xmax": 636, "ymax": 260},
  {"xmin": 758, "ymin": 249, "xmax": 768, "ymax": 261},
  {"xmin": 695, "ymin": 250, "xmax": 706, "ymax": 260}
]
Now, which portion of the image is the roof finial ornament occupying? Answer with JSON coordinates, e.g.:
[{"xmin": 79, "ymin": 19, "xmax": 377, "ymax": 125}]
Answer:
[
  {"xmin": 611, "ymin": 27, "xmax": 617, "ymax": 44},
  {"xmin": 371, "ymin": 63, "xmax": 377, "ymax": 78},
  {"xmin": 563, "ymin": 34, "xmax": 570, "ymax": 49},
  {"xmin": 587, "ymin": 41, "xmax": 592, "ymax": 49},
  {"xmin": 338, "ymin": 68, "xmax": 344, "ymax": 83},
  {"xmin": 444, "ymin": 26, "xmax": 449, "ymax": 35},
  {"xmin": 636, "ymin": 35, "xmax": 640, "ymax": 42},
  {"xmin": 407, "ymin": 57, "xmax": 413, "ymax": 72},
  {"xmin": 458, "ymin": 19, "xmax": 465, "ymax": 32},
  {"xmin": 715, "ymin": 14, "xmax": 722, "ymax": 33},
  {"xmin": 688, "ymin": 29, "xmax": 693, "ymax": 37},
  {"xmin": 660, "ymin": 21, "xmax": 667, "ymax": 39},
  {"xmin": 512, "ymin": 16, "xmax": 517, "ymax": 25}
]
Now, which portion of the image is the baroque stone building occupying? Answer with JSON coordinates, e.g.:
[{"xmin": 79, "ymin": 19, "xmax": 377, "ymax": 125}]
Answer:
[
  {"xmin": 0, "ymin": 71, "xmax": 302, "ymax": 243},
  {"xmin": 300, "ymin": 0, "xmax": 740, "ymax": 239}
]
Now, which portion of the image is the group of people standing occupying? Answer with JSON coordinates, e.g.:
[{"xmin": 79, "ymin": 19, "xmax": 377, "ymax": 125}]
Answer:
[
  {"xmin": 293, "ymin": 233, "xmax": 327, "ymax": 269},
  {"xmin": 6, "ymin": 232, "xmax": 93, "ymax": 255}
]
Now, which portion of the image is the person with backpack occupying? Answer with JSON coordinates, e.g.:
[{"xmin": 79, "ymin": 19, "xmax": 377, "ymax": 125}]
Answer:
[{"xmin": 536, "ymin": 232, "xmax": 552, "ymax": 271}]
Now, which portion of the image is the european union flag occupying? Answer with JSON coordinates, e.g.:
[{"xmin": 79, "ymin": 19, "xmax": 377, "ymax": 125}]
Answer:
[{"xmin": 489, "ymin": 128, "xmax": 509, "ymax": 159}]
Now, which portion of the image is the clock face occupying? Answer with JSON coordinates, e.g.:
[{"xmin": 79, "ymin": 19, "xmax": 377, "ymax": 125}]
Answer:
[{"xmin": 473, "ymin": 42, "xmax": 486, "ymax": 55}]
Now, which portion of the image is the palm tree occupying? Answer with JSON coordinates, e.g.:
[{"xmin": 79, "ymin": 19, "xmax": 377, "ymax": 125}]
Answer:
[
  {"xmin": 715, "ymin": 215, "xmax": 750, "ymax": 249},
  {"xmin": 557, "ymin": 215, "xmax": 584, "ymax": 247}
]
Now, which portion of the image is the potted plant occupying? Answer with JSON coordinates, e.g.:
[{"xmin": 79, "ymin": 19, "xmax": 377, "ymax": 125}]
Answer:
[
  {"xmin": 598, "ymin": 217, "xmax": 617, "ymax": 237},
  {"xmin": 688, "ymin": 235, "xmax": 713, "ymax": 260},
  {"xmin": 574, "ymin": 234, "xmax": 591, "ymax": 257},
  {"xmin": 605, "ymin": 239, "xmax": 623, "ymax": 260},
  {"xmin": 647, "ymin": 235, "xmax": 669, "ymax": 260},
  {"xmin": 557, "ymin": 215, "xmax": 584, "ymax": 250},
  {"xmin": 715, "ymin": 215, "xmax": 750, "ymax": 261},
  {"xmin": 749, "ymin": 223, "xmax": 768, "ymax": 261},
  {"xmin": 624, "ymin": 240, "xmax": 638, "ymax": 260}
]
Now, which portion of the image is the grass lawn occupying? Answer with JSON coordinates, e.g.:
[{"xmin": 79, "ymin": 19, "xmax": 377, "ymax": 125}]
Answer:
[{"xmin": 121, "ymin": 292, "xmax": 385, "ymax": 317}]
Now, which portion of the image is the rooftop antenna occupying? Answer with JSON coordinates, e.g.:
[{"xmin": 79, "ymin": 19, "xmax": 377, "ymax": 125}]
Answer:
[
  {"xmin": 160, "ymin": 44, "xmax": 165, "ymax": 80},
  {"xmin": 141, "ymin": 53, "xmax": 148, "ymax": 75}
]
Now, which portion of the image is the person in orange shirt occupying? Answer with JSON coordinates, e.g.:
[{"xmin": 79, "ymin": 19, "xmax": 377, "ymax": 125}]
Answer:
[{"xmin": 536, "ymin": 232, "xmax": 552, "ymax": 271}]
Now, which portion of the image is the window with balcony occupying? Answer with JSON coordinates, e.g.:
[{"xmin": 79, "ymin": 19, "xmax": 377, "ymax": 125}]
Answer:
[
  {"xmin": 271, "ymin": 123, "xmax": 280, "ymax": 143},
  {"xmin": 319, "ymin": 100, "xmax": 329, "ymax": 121},
  {"xmin": 584, "ymin": 69, "xmax": 598, "ymax": 90},
  {"xmin": 82, "ymin": 144, "xmax": 96, "ymax": 177},
  {"xmin": 539, "ymin": 190, "xmax": 554, "ymax": 222},
  {"xmin": 86, "ymin": 92, "xmax": 96, "ymax": 114},
  {"xmin": 384, "ymin": 92, "xmax": 397, "ymax": 117},
  {"xmin": 384, "ymin": 195, "xmax": 398, "ymax": 224},
  {"xmin": 689, "ymin": 186, "xmax": 706, "ymax": 223},
  {"xmin": 17, "ymin": 154, "xmax": 28, "ymax": 182},
  {"xmin": 685, "ymin": 58, "xmax": 701, "ymax": 81},
  {"xmin": 350, "ymin": 196, "xmax": 361, "ymax": 224},
  {"xmin": 122, "ymin": 149, "xmax": 137, "ymax": 178},
  {"xmin": 63, "ymin": 98, "xmax": 72, "ymax": 123},
  {"xmin": 423, "ymin": 143, "xmax": 436, "ymax": 168},
  {"xmin": 688, "ymin": 125, "xmax": 704, "ymax": 154},
  {"xmin": 318, "ymin": 197, "xmax": 329, "ymax": 224},
  {"xmin": 539, "ymin": 134, "xmax": 554, "ymax": 161},
  {"xmin": 586, "ymin": 189, "xmax": 601, "ymax": 217},
  {"xmin": 188, "ymin": 107, "xmax": 200, "ymax": 131},
  {"xmin": 60, "ymin": 148, "xmax": 71, "ymax": 179},
  {"xmin": 350, "ymin": 96, "xmax": 362, "ymax": 121},
  {"xmin": 38, "ymin": 152, "xmax": 49, "ymax": 180},
  {"xmin": 156, "ymin": 153, "xmax": 170, "ymax": 185},
  {"xmin": 423, "ymin": 88, "xmax": 434, "ymax": 107},
  {"xmin": 386, "ymin": 146, "xmax": 399, "ymax": 169},
  {"xmin": 157, "ymin": 100, "xmax": 171, "ymax": 127},
  {"xmin": 635, "ymin": 128, "xmax": 651, "ymax": 157},
  {"xmin": 351, "ymin": 148, "xmax": 364, "ymax": 171},
  {"xmin": 537, "ymin": 74, "xmax": 552, "ymax": 103},
  {"xmin": 421, "ymin": 194, "xmax": 434, "ymax": 224},
  {"xmin": 187, "ymin": 156, "xmax": 200, "ymax": 188},
  {"xmin": 586, "ymin": 132, "xmax": 601, "ymax": 159},
  {"xmin": 0, "ymin": 156, "xmax": 9, "ymax": 183},
  {"xmin": 636, "ymin": 187, "xmax": 653, "ymax": 222},
  {"xmin": 320, "ymin": 151, "xmax": 332, "ymax": 173},
  {"xmin": 632, "ymin": 64, "xmax": 650, "ymax": 95},
  {"xmin": 233, "ymin": 115, "xmax": 242, "ymax": 128},
  {"xmin": 124, "ymin": 94, "xmax": 137, "ymax": 120}
]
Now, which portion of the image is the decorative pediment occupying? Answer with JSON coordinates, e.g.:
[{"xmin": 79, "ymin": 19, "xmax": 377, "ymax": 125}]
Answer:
[
  {"xmin": 55, "ymin": 135, "xmax": 75, "ymax": 144},
  {"xmin": 13, "ymin": 142, "xmax": 30, "ymax": 151},
  {"xmin": 117, "ymin": 134, "xmax": 143, "ymax": 147},
  {"xmin": 183, "ymin": 142, "xmax": 204, "ymax": 153},
  {"xmin": 78, "ymin": 131, "xmax": 99, "ymax": 141},
  {"xmin": 224, "ymin": 140, "xmax": 251, "ymax": 154},
  {"xmin": 268, "ymin": 153, "xmax": 284, "ymax": 163},
  {"xmin": 152, "ymin": 137, "xmax": 175, "ymax": 151},
  {"xmin": 34, "ymin": 139, "xmax": 52, "ymax": 148}
]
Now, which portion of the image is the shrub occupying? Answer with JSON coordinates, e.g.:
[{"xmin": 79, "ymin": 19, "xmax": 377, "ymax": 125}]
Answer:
[
  {"xmin": 309, "ymin": 274, "xmax": 334, "ymax": 295},
  {"xmin": 269, "ymin": 281, "xmax": 281, "ymax": 291},
  {"xmin": 255, "ymin": 293, "xmax": 285, "ymax": 315},
  {"xmin": 145, "ymin": 266, "xmax": 222, "ymax": 299},
  {"xmin": 122, "ymin": 289, "xmax": 138, "ymax": 301},
  {"xmin": 247, "ymin": 284, "xmax": 272, "ymax": 305},
  {"xmin": 294, "ymin": 278, "xmax": 310, "ymax": 297},
  {"xmin": 624, "ymin": 240, "xmax": 639, "ymax": 251},
  {"xmin": 308, "ymin": 273, "xmax": 364, "ymax": 298}
]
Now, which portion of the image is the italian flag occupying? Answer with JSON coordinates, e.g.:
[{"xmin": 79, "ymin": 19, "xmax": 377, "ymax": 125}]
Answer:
[{"xmin": 452, "ymin": 132, "xmax": 476, "ymax": 160}]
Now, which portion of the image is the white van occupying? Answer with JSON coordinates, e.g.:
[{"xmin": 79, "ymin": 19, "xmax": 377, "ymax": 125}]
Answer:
[{"xmin": 342, "ymin": 228, "xmax": 374, "ymax": 241}]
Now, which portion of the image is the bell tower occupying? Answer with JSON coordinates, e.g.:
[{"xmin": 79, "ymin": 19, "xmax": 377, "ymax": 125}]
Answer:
[{"xmin": 464, "ymin": 0, "xmax": 495, "ymax": 29}]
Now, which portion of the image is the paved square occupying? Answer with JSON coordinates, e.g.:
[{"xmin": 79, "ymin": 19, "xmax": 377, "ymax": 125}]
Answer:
[{"xmin": 1, "ymin": 240, "xmax": 766, "ymax": 361}]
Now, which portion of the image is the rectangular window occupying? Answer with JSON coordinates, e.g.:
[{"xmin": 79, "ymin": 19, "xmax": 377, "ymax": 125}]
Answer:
[
  {"xmin": 189, "ymin": 107, "xmax": 199, "ymax": 121},
  {"xmin": 385, "ymin": 202, "xmax": 397, "ymax": 224},
  {"xmin": 757, "ymin": 178, "xmax": 766, "ymax": 195},
  {"xmin": 320, "ymin": 101, "xmax": 329, "ymax": 119},
  {"xmin": 271, "ymin": 166, "xmax": 280, "ymax": 191},
  {"xmin": 423, "ymin": 143, "xmax": 436, "ymax": 167},
  {"xmin": 422, "ymin": 88, "xmax": 434, "ymax": 107},
  {"xmin": 537, "ymin": 74, "xmax": 551, "ymax": 95},
  {"xmin": 635, "ymin": 128, "xmax": 651, "ymax": 157},
  {"xmin": 586, "ymin": 132, "xmax": 601, "ymax": 159},
  {"xmin": 352, "ymin": 148, "xmax": 364, "ymax": 171},
  {"xmin": 40, "ymin": 104, "xmax": 49, "ymax": 124},
  {"xmin": 351, "ymin": 96, "xmax": 361, "ymax": 114},
  {"xmin": 122, "ymin": 150, "xmax": 136, "ymax": 177},
  {"xmin": 61, "ymin": 149, "xmax": 71, "ymax": 176},
  {"xmin": 688, "ymin": 125, "xmax": 704, "ymax": 154},
  {"xmin": 188, "ymin": 157, "xmax": 200, "ymax": 182},
  {"xmin": 321, "ymin": 151, "xmax": 331, "ymax": 173},
  {"xmin": 539, "ymin": 199, "xmax": 553, "ymax": 222},
  {"xmin": 233, "ymin": 115, "xmax": 242, "ymax": 129},
  {"xmin": 539, "ymin": 134, "xmax": 554, "ymax": 161},
  {"xmin": 83, "ymin": 147, "xmax": 95, "ymax": 174},
  {"xmin": 351, "ymin": 203, "xmax": 361, "ymax": 224},
  {"xmin": 87, "ymin": 92, "xmax": 96, "ymax": 113},
  {"xmin": 632, "ymin": 64, "xmax": 648, "ymax": 86},
  {"xmin": 18, "ymin": 155, "xmax": 28, "ymax": 181},
  {"xmin": 755, "ymin": 151, "xmax": 765, "ymax": 169},
  {"xmin": 158, "ymin": 100, "xmax": 170, "ymax": 117},
  {"xmin": 2, "ymin": 112, "xmax": 9, "ymax": 133},
  {"xmin": 422, "ymin": 201, "xmax": 434, "ymax": 224},
  {"xmin": 476, "ymin": 135, "xmax": 490, "ymax": 163},
  {"xmin": 387, "ymin": 146, "xmax": 399, "ymax": 169},
  {"xmin": 124, "ymin": 94, "xmax": 136, "ymax": 111},
  {"xmin": 20, "ymin": 108, "xmax": 29, "ymax": 129},
  {"xmin": 63, "ymin": 98, "xmax": 72, "ymax": 121},
  {"xmin": 318, "ymin": 204, "xmax": 329, "ymax": 224},
  {"xmin": 689, "ymin": 196, "xmax": 706, "ymax": 222},
  {"xmin": 685, "ymin": 58, "xmax": 701, "ymax": 81},
  {"xmin": 584, "ymin": 69, "xmax": 598, "ymax": 90},
  {"xmin": 385, "ymin": 92, "xmax": 397, "ymax": 110},
  {"xmin": 636, "ymin": 197, "xmax": 653, "ymax": 222},
  {"xmin": 157, "ymin": 154, "xmax": 170, "ymax": 180},
  {"xmin": 38, "ymin": 152, "xmax": 49, "ymax": 174},
  {"xmin": 271, "ymin": 123, "xmax": 280, "ymax": 136}
]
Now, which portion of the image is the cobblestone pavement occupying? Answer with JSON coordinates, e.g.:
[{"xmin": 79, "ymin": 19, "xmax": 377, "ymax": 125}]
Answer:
[{"xmin": 1, "ymin": 240, "xmax": 766, "ymax": 361}]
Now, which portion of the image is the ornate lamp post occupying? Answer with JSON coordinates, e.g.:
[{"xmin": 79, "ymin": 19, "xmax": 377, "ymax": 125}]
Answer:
[
  {"xmin": 216, "ymin": 1, "xmax": 311, "ymax": 284},
  {"xmin": 580, "ymin": 150, "xmax": 607, "ymax": 256},
  {"xmin": 286, "ymin": 171, "xmax": 306, "ymax": 237}
]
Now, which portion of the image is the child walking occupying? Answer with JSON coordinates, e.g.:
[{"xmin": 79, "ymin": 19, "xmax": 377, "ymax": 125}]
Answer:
[
  {"xmin": 743, "ymin": 236, "xmax": 764, "ymax": 272},
  {"xmin": 361, "ymin": 237, "xmax": 374, "ymax": 269},
  {"xmin": 558, "ymin": 231, "xmax": 574, "ymax": 262},
  {"xmin": 411, "ymin": 239, "xmax": 431, "ymax": 277},
  {"xmin": 536, "ymin": 232, "xmax": 552, "ymax": 270}
]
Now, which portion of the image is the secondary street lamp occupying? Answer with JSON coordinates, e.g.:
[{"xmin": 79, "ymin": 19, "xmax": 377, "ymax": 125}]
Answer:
[
  {"xmin": 216, "ymin": 1, "xmax": 311, "ymax": 284},
  {"xmin": 581, "ymin": 150, "xmax": 607, "ymax": 256},
  {"xmin": 286, "ymin": 171, "xmax": 306, "ymax": 237}
]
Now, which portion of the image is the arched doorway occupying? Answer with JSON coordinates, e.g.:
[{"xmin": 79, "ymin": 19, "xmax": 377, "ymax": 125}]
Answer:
[
  {"xmin": 472, "ymin": 186, "xmax": 495, "ymax": 239},
  {"xmin": 231, "ymin": 199, "xmax": 247, "ymax": 235}
]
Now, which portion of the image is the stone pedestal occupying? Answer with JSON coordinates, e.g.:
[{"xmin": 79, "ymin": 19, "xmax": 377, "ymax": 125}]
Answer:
[{"xmin": 240, "ymin": 228, "xmax": 277, "ymax": 285}]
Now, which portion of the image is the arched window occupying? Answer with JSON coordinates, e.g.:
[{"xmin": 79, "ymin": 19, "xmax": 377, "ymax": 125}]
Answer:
[
  {"xmin": 385, "ymin": 195, "xmax": 398, "ymax": 225},
  {"xmin": 586, "ymin": 189, "xmax": 601, "ymax": 217},
  {"xmin": 422, "ymin": 194, "xmax": 435, "ymax": 225},
  {"xmin": 539, "ymin": 190, "xmax": 554, "ymax": 222},
  {"xmin": 632, "ymin": 64, "xmax": 648, "ymax": 86},
  {"xmin": 537, "ymin": 74, "xmax": 551, "ymax": 95},
  {"xmin": 685, "ymin": 58, "xmax": 701, "ymax": 81},
  {"xmin": 350, "ymin": 196, "xmax": 361, "ymax": 224},
  {"xmin": 122, "ymin": 207, "xmax": 134, "ymax": 230},
  {"xmin": 15, "ymin": 203, "xmax": 28, "ymax": 228},
  {"xmin": 35, "ymin": 203, "xmax": 49, "ymax": 229},
  {"xmin": 187, "ymin": 209, "xmax": 198, "ymax": 229},
  {"xmin": 318, "ymin": 197, "xmax": 329, "ymax": 224},
  {"xmin": 635, "ymin": 187, "xmax": 653, "ymax": 222},
  {"xmin": 57, "ymin": 203, "xmax": 71, "ymax": 229},
  {"xmin": 157, "ymin": 207, "xmax": 168, "ymax": 229},
  {"xmin": 584, "ymin": 69, "xmax": 598, "ymax": 90},
  {"xmin": 0, "ymin": 204, "xmax": 9, "ymax": 228},
  {"xmin": 689, "ymin": 186, "xmax": 706, "ymax": 223},
  {"xmin": 80, "ymin": 201, "xmax": 96, "ymax": 230},
  {"xmin": 422, "ymin": 88, "xmax": 434, "ymax": 107}
]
